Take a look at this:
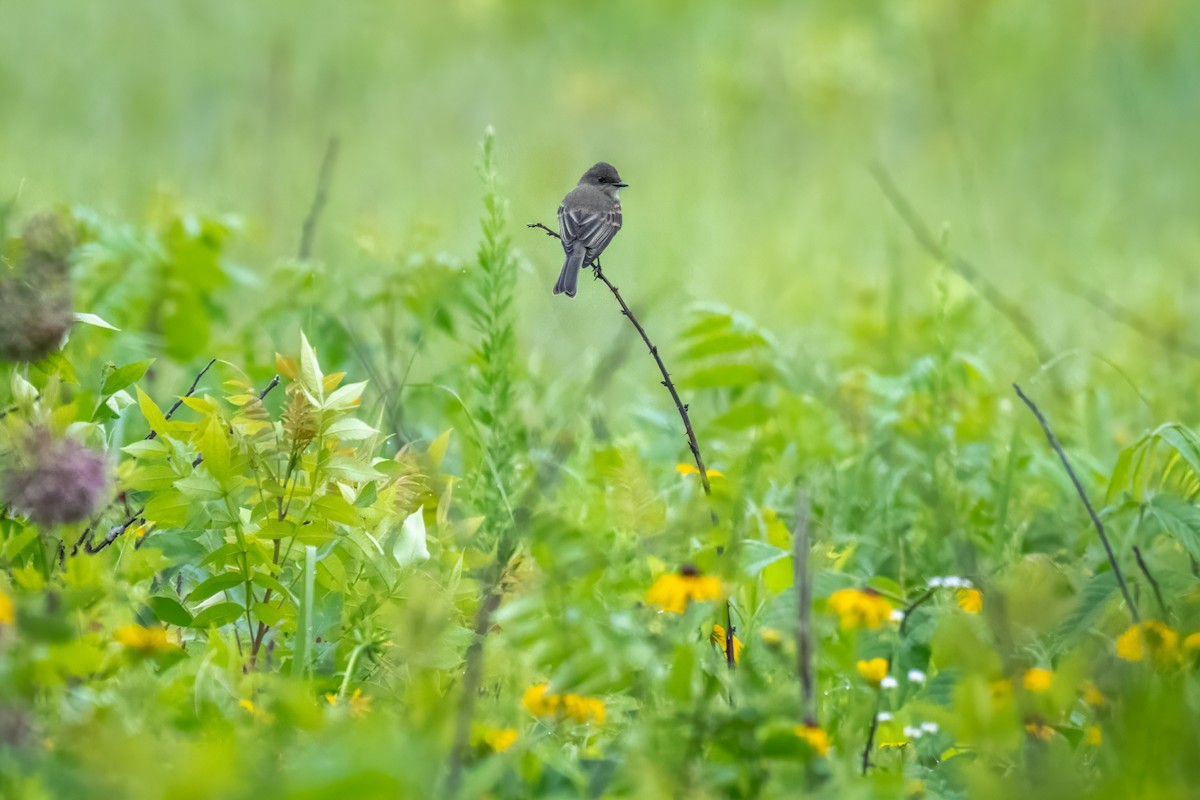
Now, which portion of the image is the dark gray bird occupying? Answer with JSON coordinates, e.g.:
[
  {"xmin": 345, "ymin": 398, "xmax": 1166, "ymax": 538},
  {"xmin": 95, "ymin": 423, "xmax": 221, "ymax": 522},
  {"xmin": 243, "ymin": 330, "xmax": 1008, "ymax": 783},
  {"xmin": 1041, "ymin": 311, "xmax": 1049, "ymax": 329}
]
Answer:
[{"xmin": 553, "ymin": 162, "xmax": 627, "ymax": 298}]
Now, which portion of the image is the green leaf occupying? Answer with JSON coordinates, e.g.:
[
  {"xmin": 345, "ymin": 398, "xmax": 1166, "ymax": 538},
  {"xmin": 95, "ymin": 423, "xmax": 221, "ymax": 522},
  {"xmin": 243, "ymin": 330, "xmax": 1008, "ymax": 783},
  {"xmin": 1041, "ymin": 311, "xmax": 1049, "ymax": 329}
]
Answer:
[
  {"xmin": 74, "ymin": 312, "xmax": 120, "ymax": 331},
  {"xmin": 737, "ymin": 540, "xmax": 788, "ymax": 577},
  {"xmin": 1146, "ymin": 494, "xmax": 1200, "ymax": 561},
  {"xmin": 311, "ymin": 494, "xmax": 361, "ymax": 527},
  {"xmin": 188, "ymin": 572, "xmax": 245, "ymax": 604},
  {"xmin": 256, "ymin": 519, "xmax": 297, "ymax": 540},
  {"xmin": 324, "ymin": 381, "xmax": 367, "ymax": 411},
  {"xmin": 175, "ymin": 472, "xmax": 224, "ymax": 500},
  {"xmin": 325, "ymin": 417, "xmax": 378, "ymax": 441},
  {"xmin": 298, "ymin": 332, "xmax": 324, "ymax": 403},
  {"xmin": 679, "ymin": 363, "xmax": 764, "ymax": 389},
  {"xmin": 136, "ymin": 386, "xmax": 170, "ymax": 436},
  {"xmin": 189, "ymin": 602, "xmax": 245, "ymax": 629},
  {"xmin": 1051, "ymin": 572, "xmax": 1117, "ymax": 650},
  {"xmin": 323, "ymin": 456, "xmax": 384, "ymax": 483},
  {"xmin": 102, "ymin": 359, "xmax": 154, "ymax": 395},
  {"xmin": 121, "ymin": 439, "xmax": 171, "ymax": 460},
  {"xmin": 394, "ymin": 508, "xmax": 430, "ymax": 566},
  {"xmin": 147, "ymin": 596, "xmax": 193, "ymax": 627},
  {"xmin": 199, "ymin": 416, "xmax": 232, "ymax": 487},
  {"xmin": 251, "ymin": 571, "xmax": 296, "ymax": 604},
  {"xmin": 143, "ymin": 489, "xmax": 190, "ymax": 527}
]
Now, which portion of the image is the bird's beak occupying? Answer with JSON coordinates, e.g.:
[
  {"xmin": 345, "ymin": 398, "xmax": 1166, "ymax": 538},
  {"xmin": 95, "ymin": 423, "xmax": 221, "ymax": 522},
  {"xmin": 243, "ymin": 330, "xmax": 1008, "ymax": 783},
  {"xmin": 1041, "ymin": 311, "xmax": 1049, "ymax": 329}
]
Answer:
[{"xmin": 615, "ymin": 181, "xmax": 629, "ymax": 188}]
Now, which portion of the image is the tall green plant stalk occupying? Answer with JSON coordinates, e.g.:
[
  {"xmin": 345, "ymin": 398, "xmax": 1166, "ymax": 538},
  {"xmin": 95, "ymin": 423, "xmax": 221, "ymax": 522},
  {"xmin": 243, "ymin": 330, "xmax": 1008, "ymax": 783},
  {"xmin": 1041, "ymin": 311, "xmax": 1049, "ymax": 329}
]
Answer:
[{"xmin": 446, "ymin": 128, "xmax": 525, "ymax": 798}]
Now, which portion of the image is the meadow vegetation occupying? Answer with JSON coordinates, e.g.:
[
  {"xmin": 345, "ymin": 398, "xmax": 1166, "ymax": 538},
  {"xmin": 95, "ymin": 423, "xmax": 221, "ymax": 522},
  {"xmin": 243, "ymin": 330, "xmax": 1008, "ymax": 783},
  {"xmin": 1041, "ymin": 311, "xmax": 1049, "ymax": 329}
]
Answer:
[{"xmin": 3, "ymin": 2, "xmax": 1200, "ymax": 798}]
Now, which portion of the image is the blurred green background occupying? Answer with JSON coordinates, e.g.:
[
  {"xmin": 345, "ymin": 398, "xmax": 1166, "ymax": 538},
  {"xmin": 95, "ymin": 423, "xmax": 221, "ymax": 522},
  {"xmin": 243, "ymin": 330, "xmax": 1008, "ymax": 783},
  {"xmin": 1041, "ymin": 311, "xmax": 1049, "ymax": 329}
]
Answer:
[{"xmin": 4, "ymin": 0, "xmax": 1200, "ymax": 434}]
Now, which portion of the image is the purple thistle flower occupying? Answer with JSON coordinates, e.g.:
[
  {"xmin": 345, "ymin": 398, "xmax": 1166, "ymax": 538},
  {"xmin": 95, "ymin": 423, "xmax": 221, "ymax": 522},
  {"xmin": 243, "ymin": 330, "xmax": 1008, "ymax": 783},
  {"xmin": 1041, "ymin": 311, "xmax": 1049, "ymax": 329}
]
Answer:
[{"xmin": 2, "ymin": 428, "xmax": 111, "ymax": 526}]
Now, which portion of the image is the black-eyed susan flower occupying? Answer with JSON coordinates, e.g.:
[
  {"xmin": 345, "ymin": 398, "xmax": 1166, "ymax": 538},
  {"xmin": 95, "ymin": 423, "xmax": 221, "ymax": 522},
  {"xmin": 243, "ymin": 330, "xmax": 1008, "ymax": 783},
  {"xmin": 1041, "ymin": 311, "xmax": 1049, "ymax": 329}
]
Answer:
[
  {"xmin": 482, "ymin": 727, "xmax": 518, "ymax": 753},
  {"xmin": 0, "ymin": 590, "xmax": 12, "ymax": 626},
  {"xmin": 1025, "ymin": 722, "xmax": 1056, "ymax": 741},
  {"xmin": 1082, "ymin": 681, "xmax": 1106, "ymax": 707},
  {"xmin": 827, "ymin": 588, "xmax": 894, "ymax": 630},
  {"xmin": 1115, "ymin": 620, "xmax": 1179, "ymax": 666},
  {"xmin": 711, "ymin": 624, "xmax": 744, "ymax": 663},
  {"xmin": 794, "ymin": 724, "xmax": 830, "ymax": 757},
  {"xmin": 560, "ymin": 694, "xmax": 605, "ymax": 724},
  {"xmin": 114, "ymin": 624, "xmax": 178, "ymax": 655},
  {"xmin": 522, "ymin": 684, "xmax": 605, "ymax": 725},
  {"xmin": 1022, "ymin": 668, "xmax": 1053, "ymax": 693},
  {"xmin": 856, "ymin": 658, "xmax": 889, "ymax": 687},
  {"xmin": 646, "ymin": 565, "xmax": 723, "ymax": 614}
]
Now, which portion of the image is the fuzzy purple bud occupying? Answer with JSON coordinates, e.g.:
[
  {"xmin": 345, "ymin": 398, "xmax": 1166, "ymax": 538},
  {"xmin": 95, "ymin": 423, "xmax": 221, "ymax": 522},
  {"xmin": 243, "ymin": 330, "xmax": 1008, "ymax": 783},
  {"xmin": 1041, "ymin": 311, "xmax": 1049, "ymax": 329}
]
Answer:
[
  {"xmin": 0, "ymin": 213, "xmax": 74, "ymax": 363},
  {"xmin": 2, "ymin": 428, "xmax": 110, "ymax": 526}
]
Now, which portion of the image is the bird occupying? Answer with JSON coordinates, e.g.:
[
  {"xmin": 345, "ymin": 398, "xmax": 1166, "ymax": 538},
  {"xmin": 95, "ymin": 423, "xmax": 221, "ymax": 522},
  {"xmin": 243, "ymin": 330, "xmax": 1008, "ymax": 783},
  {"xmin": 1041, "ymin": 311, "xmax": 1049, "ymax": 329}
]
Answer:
[{"xmin": 553, "ymin": 162, "xmax": 627, "ymax": 298}]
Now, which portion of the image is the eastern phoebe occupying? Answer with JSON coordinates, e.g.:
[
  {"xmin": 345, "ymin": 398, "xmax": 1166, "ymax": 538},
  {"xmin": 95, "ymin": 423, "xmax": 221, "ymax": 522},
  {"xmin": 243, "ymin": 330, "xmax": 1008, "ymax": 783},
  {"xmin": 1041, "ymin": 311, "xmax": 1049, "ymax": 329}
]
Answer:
[{"xmin": 553, "ymin": 162, "xmax": 627, "ymax": 298}]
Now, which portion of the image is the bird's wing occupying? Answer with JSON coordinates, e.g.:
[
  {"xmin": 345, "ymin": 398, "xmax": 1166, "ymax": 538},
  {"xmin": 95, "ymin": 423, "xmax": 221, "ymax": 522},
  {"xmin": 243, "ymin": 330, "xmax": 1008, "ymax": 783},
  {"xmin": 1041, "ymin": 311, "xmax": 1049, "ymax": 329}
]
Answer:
[{"xmin": 558, "ymin": 201, "xmax": 622, "ymax": 257}]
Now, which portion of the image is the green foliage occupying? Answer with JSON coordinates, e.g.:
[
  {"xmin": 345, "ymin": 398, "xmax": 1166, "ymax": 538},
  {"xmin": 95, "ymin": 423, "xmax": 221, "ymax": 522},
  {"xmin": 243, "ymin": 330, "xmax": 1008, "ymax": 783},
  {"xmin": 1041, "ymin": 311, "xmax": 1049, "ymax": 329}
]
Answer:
[{"xmin": 5, "ymin": 4, "xmax": 1200, "ymax": 797}]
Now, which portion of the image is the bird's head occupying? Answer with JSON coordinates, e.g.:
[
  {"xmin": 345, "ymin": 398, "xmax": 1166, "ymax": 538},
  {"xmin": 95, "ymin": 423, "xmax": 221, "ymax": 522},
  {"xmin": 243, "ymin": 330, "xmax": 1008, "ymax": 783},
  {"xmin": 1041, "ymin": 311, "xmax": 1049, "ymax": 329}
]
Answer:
[{"xmin": 580, "ymin": 162, "xmax": 628, "ymax": 192}]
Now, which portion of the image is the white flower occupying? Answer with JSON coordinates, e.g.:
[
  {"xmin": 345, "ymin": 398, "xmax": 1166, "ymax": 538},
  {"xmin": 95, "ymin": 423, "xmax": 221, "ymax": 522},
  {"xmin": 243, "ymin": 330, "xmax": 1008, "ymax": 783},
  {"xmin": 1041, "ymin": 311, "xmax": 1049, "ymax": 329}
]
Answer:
[
  {"xmin": 880, "ymin": 676, "xmax": 899, "ymax": 690},
  {"xmin": 876, "ymin": 711, "xmax": 893, "ymax": 722},
  {"xmin": 928, "ymin": 577, "xmax": 945, "ymax": 588},
  {"xmin": 903, "ymin": 725, "xmax": 922, "ymax": 739},
  {"xmin": 889, "ymin": 609, "xmax": 905, "ymax": 622},
  {"xmin": 907, "ymin": 669, "xmax": 927, "ymax": 684},
  {"xmin": 920, "ymin": 721, "xmax": 939, "ymax": 734}
]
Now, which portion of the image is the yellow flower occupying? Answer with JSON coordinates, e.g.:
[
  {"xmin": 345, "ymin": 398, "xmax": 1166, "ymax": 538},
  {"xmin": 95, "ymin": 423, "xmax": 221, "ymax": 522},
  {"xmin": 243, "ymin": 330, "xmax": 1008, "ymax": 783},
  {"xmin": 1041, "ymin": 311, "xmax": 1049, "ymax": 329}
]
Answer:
[
  {"xmin": 1116, "ymin": 620, "xmax": 1179, "ymax": 666},
  {"xmin": 522, "ymin": 684, "xmax": 560, "ymax": 717},
  {"xmin": 238, "ymin": 699, "xmax": 271, "ymax": 722},
  {"xmin": 1184, "ymin": 632, "xmax": 1200, "ymax": 652},
  {"xmin": 1082, "ymin": 681, "xmax": 1106, "ymax": 707},
  {"xmin": 0, "ymin": 590, "xmax": 13, "ymax": 625},
  {"xmin": 676, "ymin": 463, "xmax": 724, "ymax": 478},
  {"xmin": 712, "ymin": 625, "xmax": 744, "ymax": 663},
  {"xmin": 856, "ymin": 658, "xmax": 889, "ymax": 687},
  {"xmin": 325, "ymin": 688, "xmax": 372, "ymax": 718},
  {"xmin": 646, "ymin": 566, "xmax": 723, "ymax": 614},
  {"xmin": 827, "ymin": 588, "xmax": 894, "ymax": 630},
  {"xmin": 759, "ymin": 627, "xmax": 783, "ymax": 645},
  {"xmin": 1025, "ymin": 722, "xmax": 1056, "ymax": 741},
  {"xmin": 522, "ymin": 684, "xmax": 604, "ymax": 725},
  {"xmin": 114, "ymin": 624, "xmax": 178, "ymax": 655},
  {"xmin": 483, "ymin": 727, "xmax": 518, "ymax": 753},
  {"xmin": 1022, "ymin": 668, "xmax": 1053, "ymax": 693},
  {"xmin": 1085, "ymin": 725, "xmax": 1102, "ymax": 746},
  {"xmin": 956, "ymin": 588, "xmax": 983, "ymax": 614},
  {"xmin": 561, "ymin": 694, "xmax": 606, "ymax": 725},
  {"xmin": 794, "ymin": 724, "xmax": 830, "ymax": 757}
]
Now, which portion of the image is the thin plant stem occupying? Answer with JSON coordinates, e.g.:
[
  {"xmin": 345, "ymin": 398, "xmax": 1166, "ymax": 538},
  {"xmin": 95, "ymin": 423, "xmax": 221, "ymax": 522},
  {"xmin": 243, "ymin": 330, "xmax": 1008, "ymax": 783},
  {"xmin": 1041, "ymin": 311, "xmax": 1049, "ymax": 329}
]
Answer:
[{"xmin": 1012, "ymin": 383, "xmax": 1138, "ymax": 622}]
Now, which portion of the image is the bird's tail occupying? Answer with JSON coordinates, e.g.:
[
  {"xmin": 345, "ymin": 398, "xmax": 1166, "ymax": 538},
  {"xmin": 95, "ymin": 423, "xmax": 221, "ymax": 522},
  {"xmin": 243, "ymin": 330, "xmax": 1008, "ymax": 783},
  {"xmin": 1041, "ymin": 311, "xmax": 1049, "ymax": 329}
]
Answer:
[{"xmin": 553, "ymin": 246, "xmax": 586, "ymax": 298}]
